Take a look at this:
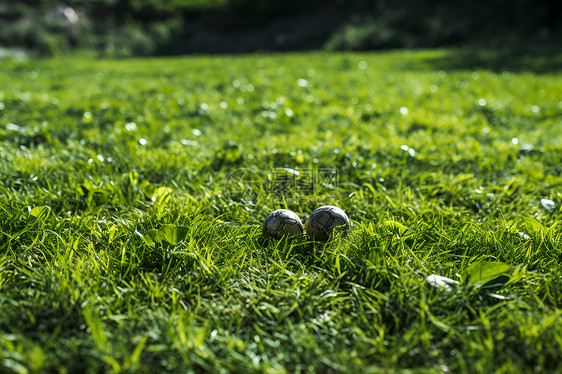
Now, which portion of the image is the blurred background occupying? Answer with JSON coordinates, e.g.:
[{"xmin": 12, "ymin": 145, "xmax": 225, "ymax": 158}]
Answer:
[{"xmin": 0, "ymin": 0, "xmax": 560, "ymax": 57}]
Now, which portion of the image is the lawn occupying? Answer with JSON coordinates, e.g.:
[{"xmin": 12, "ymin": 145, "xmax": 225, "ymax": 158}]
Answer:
[{"xmin": 1, "ymin": 49, "xmax": 562, "ymax": 373}]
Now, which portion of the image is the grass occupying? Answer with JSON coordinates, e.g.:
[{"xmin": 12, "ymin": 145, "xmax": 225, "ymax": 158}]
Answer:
[{"xmin": 1, "ymin": 48, "xmax": 562, "ymax": 373}]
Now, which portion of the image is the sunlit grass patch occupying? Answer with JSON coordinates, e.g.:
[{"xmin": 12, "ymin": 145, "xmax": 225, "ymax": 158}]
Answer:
[{"xmin": 1, "ymin": 49, "xmax": 562, "ymax": 372}]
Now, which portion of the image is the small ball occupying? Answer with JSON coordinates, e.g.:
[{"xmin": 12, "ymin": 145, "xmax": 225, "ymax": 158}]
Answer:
[
  {"xmin": 263, "ymin": 209, "xmax": 304, "ymax": 240},
  {"xmin": 305, "ymin": 205, "xmax": 350, "ymax": 241}
]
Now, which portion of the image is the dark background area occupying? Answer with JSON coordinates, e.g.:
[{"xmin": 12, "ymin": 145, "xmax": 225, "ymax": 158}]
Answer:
[{"xmin": 0, "ymin": 0, "xmax": 561, "ymax": 57}]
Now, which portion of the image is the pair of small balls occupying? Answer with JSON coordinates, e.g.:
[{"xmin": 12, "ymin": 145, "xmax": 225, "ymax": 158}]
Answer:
[{"xmin": 262, "ymin": 206, "xmax": 350, "ymax": 241}]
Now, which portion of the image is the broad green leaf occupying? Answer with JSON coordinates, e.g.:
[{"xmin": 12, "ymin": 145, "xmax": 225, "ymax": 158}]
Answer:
[
  {"xmin": 29, "ymin": 206, "xmax": 52, "ymax": 222},
  {"xmin": 150, "ymin": 224, "xmax": 188, "ymax": 245},
  {"xmin": 523, "ymin": 218, "xmax": 543, "ymax": 236},
  {"xmin": 462, "ymin": 261, "xmax": 512, "ymax": 289}
]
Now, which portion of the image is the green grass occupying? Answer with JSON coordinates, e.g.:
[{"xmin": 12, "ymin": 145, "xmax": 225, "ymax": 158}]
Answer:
[{"xmin": 1, "ymin": 48, "xmax": 562, "ymax": 373}]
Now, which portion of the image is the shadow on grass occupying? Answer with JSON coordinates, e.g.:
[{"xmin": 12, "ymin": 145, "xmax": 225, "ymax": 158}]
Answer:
[{"xmin": 424, "ymin": 44, "xmax": 562, "ymax": 74}]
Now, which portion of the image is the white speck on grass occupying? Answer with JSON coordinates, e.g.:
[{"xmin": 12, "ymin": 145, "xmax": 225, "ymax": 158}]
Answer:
[
  {"xmin": 139, "ymin": 138, "xmax": 147, "ymax": 146},
  {"xmin": 284, "ymin": 108, "xmax": 294, "ymax": 117},
  {"xmin": 7, "ymin": 123, "xmax": 21, "ymax": 131},
  {"xmin": 531, "ymin": 105, "xmax": 540, "ymax": 113},
  {"xmin": 540, "ymin": 199, "xmax": 556, "ymax": 212},
  {"xmin": 237, "ymin": 97, "xmax": 244, "ymax": 105},
  {"xmin": 219, "ymin": 101, "xmax": 228, "ymax": 109},
  {"xmin": 512, "ymin": 137, "xmax": 519, "ymax": 145},
  {"xmin": 426, "ymin": 274, "xmax": 459, "ymax": 291},
  {"xmin": 200, "ymin": 103, "xmax": 208, "ymax": 110},
  {"xmin": 518, "ymin": 232, "xmax": 531, "ymax": 240},
  {"xmin": 125, "ymin": 122, "xmax": 137, "ymax": 131},
  {"xmin": 97, "ymin": 154, "xmax": 104, "ymax": 162},
  {"xmin": 520, "ymin": 144, "xmax": 534, "ymax": 152},
  {"xmin": 400, "ymin": 106, "xmax": 409, "ymax": 115},
  {"xmin": 297, "ymin": 78, "xmax": 309, "ymax": 87},
  {"xmin": 478, "ymin": 98, "xmax": 487, "ymax": 106},
  {"xmin": 284, "ymin": 168, "xmax": 300, "ymax": 176},
  {"xmin": 192, "ymin": 129, "xmax": 202, "ymax": 136},
  {"xmin": 180, "ymin": 139, "xmax": 198, "ymax": 146},
  {"xmin": 401, "ymin": 145, "xmax": 415, "ymax": 157},
  {"xmin": 430, "ymin": 85, "xmax": 438, "ymax": 93},
  {"xmin": 358, "ymin": 60, "xmax": 368, "ymax": 70}
]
